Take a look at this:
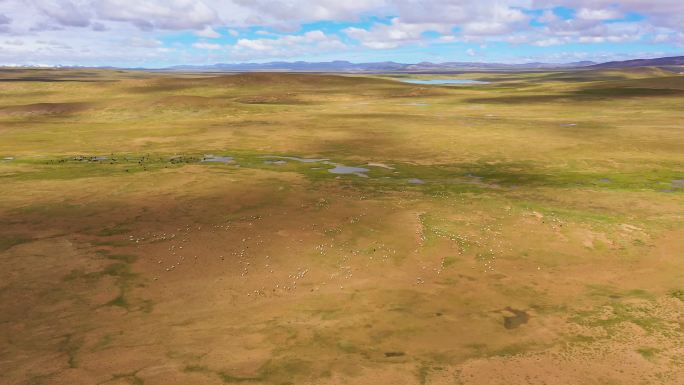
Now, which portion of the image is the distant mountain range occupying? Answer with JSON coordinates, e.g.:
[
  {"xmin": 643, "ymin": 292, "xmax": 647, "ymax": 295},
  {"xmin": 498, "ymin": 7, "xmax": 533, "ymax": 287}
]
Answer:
[
  {"xmin": 4, "ymin": 55, "xmax": 683, "ymax": 72},
  {"xmin": 588, "ymin": 55, "xmax": 684, "ymax": 69},
  {"xmin": 165, "ymin": 56, "xmax": 684, "ymax": 72},
  {"xmin": 166, "ymin": 60, "xmax": 598, "ymax": 72}
]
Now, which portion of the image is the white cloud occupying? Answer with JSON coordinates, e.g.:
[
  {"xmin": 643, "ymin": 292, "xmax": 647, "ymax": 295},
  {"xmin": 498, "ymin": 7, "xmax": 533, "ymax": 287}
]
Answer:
[
  {"xmin": 229, "ymin": 0, "xmax": 383, "ymax": 25},
  {"xmin": 344, "ymin": 18, "xmax": 451, "ymax": 49},
  {"xmin": 0, "ymin": 32, "xmax": 176, "ymax": 67},
  {"xmin": 0, "ymin": 14, "xmax": 12, "ymax": 25},
  {"xmin": 0, "ymin": 0, "xmax": 682, "ymax": 66},
  {"xmin": 3, "ymin": 1, "xmax": 684, "ymax": 36},
  {"xmin": 230, "ymin": 30, "xmax": 346, "ymax": 60},
  {"xmin": 461, "ymin": 21, "xmax": 514, "ymax": 36},
  {"xmin": 128, "ymin": 36, "xmax": 162, "ymax": 47},
  {"xmin": 576, "ymin": 8, "xmax": 622, "ymax": 21},
  {"xmin": 652, "ymin": 31, "xmax": 684, "ymax": 45},
  {"xmin": 95, "ymin": 0, "xmax": 219, "ymax": 30},
  {"xmin": 550, "ymin": 0, "xmax": 684, "ymax": 30},
  {"xmin": 537, "ymin": 10, "xmax": 558, "ymax": 24},
  {"xmin": 196, "ymin": 26, "xmax": 220, "ymax": 38},
  {"xmin": 31, "ymin": 0, "xmax": 91, "ymax": 27},
  {"xmin": 193, "ymin": 41, "xmax": 221, "ymax": 50},
  {"xmin": 534, "ymin": 37, "xmax": 565, "ymax": 47},
  {"xmin": 343, "ymin": 2, "xmax": 530, "ymax": 47},
  {"xmin": 92, "ymin": 22, "xmax": 108, "ymax": 31}
]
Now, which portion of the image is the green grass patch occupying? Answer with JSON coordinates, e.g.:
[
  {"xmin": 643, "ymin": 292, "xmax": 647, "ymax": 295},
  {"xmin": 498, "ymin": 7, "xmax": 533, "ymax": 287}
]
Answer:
[
  {"xmin": 111, "ymin": 372, "xmax": 144, "ymax": 385},
  {"xmin": 63, "ymin": 261, "xmax": 141, "ymax": 311},
  {"xmin": 442, "ymin": 256, "xmax": 458, "ymax": 268},
  {"xmin": 98, "ymin": 225, "xmax": 131, "ymax": 237},
  {"xmin": 669, "ymin": 289, "xmax": 684, "ymax": 301},
  {"xmin": 571, "ymin": 299, "xmax": 664, "ymax": 335},
  {"xmin": 490, "ymin": 343, "xmax": 530, "ymax": 357},
  {"xmin": 106, "ymin": 254, "xmax": 139, "ymax": 263},
  {"xmin": 58, "ymin": 334, "xmax": 81, "ymax": 369},
  {"xmin": 184, "ymin": 365, "xmax": 211, "ymax": 373},
  {"xmin": 218, "ymin": 372, "xmax": 262, "ymax": 383},
  {"xmin": 637, "ymin": 347, "xmax": 660, "ymax": 361},
  {"xmin": 0, "ymin": 235, "xmax": 31, "ymax": 252},
  {"xmin": 105, "ymin": 294, "xmax": 128, "ymax": 309}
]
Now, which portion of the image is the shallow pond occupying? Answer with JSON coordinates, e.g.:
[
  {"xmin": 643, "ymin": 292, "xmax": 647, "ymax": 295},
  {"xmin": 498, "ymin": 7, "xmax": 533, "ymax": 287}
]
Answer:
[
  {"xmin": 399, "ymin": 79, "xmax": 490, "ymax": 85},
  {"xmin": 263, "ymin": 156, "xmax": 328, "ymax": 163},
  {"xmin": 201, "ymin": 155, "xmax": 234, "ymax": 163},
  {"xmin": 264, "ymin": 155, "xmax": 370, "ymax": 177},
  {"xmin": 327, "ymin": 164, "xmax": 369, "ymax": 177},
  {"xmin": 503, "ymin": 307, "xmax": 529, "ymax": 329}
]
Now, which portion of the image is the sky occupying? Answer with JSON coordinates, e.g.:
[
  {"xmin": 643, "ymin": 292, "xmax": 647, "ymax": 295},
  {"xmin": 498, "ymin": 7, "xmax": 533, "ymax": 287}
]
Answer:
[{"xmin": 0, "ymin": 0, "xmax": 683, "ymax": 67}]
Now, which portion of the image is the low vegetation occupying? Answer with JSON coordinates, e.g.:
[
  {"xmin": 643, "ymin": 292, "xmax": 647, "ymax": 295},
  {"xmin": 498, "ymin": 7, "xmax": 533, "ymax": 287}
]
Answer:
[{"xmin": 0, "ymin": 68, "xmax": 682, "ymax": 384}]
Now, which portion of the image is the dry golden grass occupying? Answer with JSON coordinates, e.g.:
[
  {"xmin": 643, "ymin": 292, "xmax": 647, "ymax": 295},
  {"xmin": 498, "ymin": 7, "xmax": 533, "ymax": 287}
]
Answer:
[{"xmin": 0, "ymin": 68, "xmax": 683, "ymax": 385}]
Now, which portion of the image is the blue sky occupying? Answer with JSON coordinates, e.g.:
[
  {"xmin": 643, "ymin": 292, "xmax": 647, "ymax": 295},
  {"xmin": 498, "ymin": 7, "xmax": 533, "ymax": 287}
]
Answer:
[{"xmin": 0, "ymin": 1, "xmax": 682, "ymax": 67}]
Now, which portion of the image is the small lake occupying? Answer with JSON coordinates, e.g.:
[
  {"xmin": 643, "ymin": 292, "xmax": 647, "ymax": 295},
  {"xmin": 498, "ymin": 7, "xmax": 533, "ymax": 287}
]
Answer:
[{"xmin": 399, "ymin": 79, "xmax": 490, "ymax": 85}]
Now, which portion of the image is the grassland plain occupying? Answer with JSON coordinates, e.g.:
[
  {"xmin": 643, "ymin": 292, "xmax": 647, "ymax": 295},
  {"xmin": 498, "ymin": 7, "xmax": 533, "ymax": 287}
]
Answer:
[{"xmin": 0, "ymin": 67, "xmax": 683, "ymax": 385}]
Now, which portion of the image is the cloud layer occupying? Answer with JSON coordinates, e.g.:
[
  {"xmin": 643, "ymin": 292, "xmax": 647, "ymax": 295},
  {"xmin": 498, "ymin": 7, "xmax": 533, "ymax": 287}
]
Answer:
[{"xmin": 0, "ymin": 1, "xmax": 682, "ymax": 66}]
